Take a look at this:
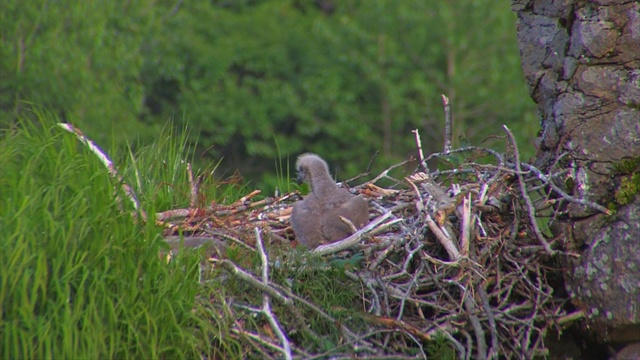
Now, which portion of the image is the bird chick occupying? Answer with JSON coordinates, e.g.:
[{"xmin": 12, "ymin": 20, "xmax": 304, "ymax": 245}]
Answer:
[{"xmin": 290, "ymin": 153, "xmax": 369, "ymax": 248}]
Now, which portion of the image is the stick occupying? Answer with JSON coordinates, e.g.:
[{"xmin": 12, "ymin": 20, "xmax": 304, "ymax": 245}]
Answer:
[
  {"xmin": 211, "ymin": 258, "xmax": 292, "ymax": 306},
  {"xmin": 503, "ymin": 125, "xmax": 554, "ymax": 255},
  {"xmin": 313, "ymin": 212, "xmax": 393, "ymax": 256},
  {"xmin": 57, "ymin": 123, "xmax": 145, "ymax": 218},
  {"xmin": 255, "ymin": 228, "xmax": 292, "ymax": 360},
  {"xmin": 412, "ymin": 129, "xmax": 428, "ymax": 172},
  {"xmin": 442, "ymin": 94, "xmax": 453, "ymax": 153}
]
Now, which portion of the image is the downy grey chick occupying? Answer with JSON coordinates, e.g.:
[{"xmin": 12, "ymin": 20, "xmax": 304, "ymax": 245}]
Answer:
[{"xmin": 290, "ymin": 153, "xmax": 369, "ymax": 248}]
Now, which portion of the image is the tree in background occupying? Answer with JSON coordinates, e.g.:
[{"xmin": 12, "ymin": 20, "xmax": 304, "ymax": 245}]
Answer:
[
  {"xmin": 1, "ymin": 0, "xmax": 536, "ymax": 188},
  {"xmin": 0, "ymin": 1, "xmax": 160, "ymax": 144}
]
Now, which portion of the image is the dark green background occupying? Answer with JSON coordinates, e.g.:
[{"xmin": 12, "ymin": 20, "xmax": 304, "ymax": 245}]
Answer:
[{"xmin": 1, "ymin": 0, "xmax": 537, "ymax": 189}]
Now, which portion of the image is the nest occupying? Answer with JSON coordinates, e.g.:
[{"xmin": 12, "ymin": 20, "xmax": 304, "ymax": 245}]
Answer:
[
  {"xmin": 159, "ymin": 140, "xmax": 607, "ymax": 359},
  {"xmin": 58, "ymin": 119, "xmax": 610, "ymax": 359}
]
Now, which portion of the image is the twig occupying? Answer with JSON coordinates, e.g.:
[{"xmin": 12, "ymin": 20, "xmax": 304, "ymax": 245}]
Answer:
[
  {"xmin": 344, "ymin": 151, "xmax": 379, "ymax": 185},
  {"xmin": 460, "ymin": 193, "xmax": 472, "ymax": 256},
  {"xmin": 255, "ymin": 228, "xmax": 292, "ymax": 360},
  {"xmin": 361, "ymin": 160, "xmax": 412, "ymax": 187},
  {"xmin": 412, "ymin": 129, "xmax": 428, "ymax": 172},
  {"xmin": 521, "ymin": 163, "xmax": 611, "ymax": 215},
  {"xmin": 187, "ymin": 162, "xmax": 198, "ymax": 208},
  {"xmin": 478, "ymin": 285, "xmax": 499, "ymax": 359},
  {"xmin": 338, "ymin": 215, "xmax": 359, "ymax": 234},
  {"xmin": 313, "ymin": 212, "xmax": 394, "ymax": 256},
  {"xmin": 503, "ymin": 125, "xmax": 554, "ymax": 256},
  {"xmin": 57, "ymin": 123, "xmax": 145, "ymax": 218},
  {"xmin": 463, "ymin": 291, "xmax": 487, "ymax": 360},
  {"xmin": 425, "ymin": 214, "xmax": 461, "ymax": 261},
  {"xmin": 211, "ymin": 258, "xmax": 292, "ymax": 306},
  {"xmin": 442, "ymin": 94, "xmax": 453, "ymax": 153},
  {"xmin": 405, "ymin": 176, "xmax": 461, "ymax": 260}
]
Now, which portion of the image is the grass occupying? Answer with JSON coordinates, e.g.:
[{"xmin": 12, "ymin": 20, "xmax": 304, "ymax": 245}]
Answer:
[
  {"xmin": 1, "ymin": 108, "xmax": 452, "ymax": 358},
  {"xmin": 0, "ymin": 108, "xmax": 240, "ymax": 359}
]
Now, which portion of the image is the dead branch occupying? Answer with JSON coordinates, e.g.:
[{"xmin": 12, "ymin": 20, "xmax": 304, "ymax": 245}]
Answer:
[
  {"xmin": 57, "ymin": 123, "xmax": 145, "ymax": 218},
  {"xmin": 442, "ymin": 94, "xmax": 453, "ymax": 153}
]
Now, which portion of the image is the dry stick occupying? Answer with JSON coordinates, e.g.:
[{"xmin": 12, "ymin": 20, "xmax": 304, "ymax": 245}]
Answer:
[
  {"xmin": 229, "ymin": 328, "xmax": 288, "ymax": 355},
  {"xmin": 187, "ymin": 163, "xmax": 197, "ymax": 208},
  {"xmin": 442, "ymin": 94, "xmax": 453, "ymax": 153},
  {"xmin": 478, "ymin": 285, "xmax": 499, "ymax": 359},
  {"xmin": 503, "ymin": 125, "xmax": 554, "ymax": 256},
  {"xmin": 463, "ymin": 292, "xmax": 487, "ymax": 360},
  {"xmin": 405, "ymin": 177, "xmax": 461, "ymax": 261},
  {"xmin": 460, "ymin": 193, "xmax": 472, "ymax": 256},
  {"xmin": 412, "ymin": 129, "xmax": 427, "ymax": 172},
  {"xmin": 338, "ymin": 216, "xmax": 358, "ymax": 234},
  {"xmin": 212, "ymin": 258, "xmax": 292, "ymax": 306},
  {"xmin": 556, "ymin": 310, "xmax": 586, "ymax": 325},
  {"xmin": 425, "ymin": 146, "xmax": 506, "ymax": 167},
  {"xmin": 361, "ymin": 160, "xmax": 412, "ymax": 187},
  {"xmin": 312, "ymin": 212, "xmax": 393, "ymax": 256},
  {"xmin": 254, "ymin": 228, "xmax": 292, "ymax": 360},
  {"xmin": 344, "ymin": 151, "xmax": 379, "ymax": 185},
  {"xmin": 520, "ymin": 163, "xmax": 611, "ymax": 215},
  {"xmin": 156, "ymin": 192, "xmax": 292, "ymax": 221},
  {"xmin": 57, "ymin": 123, "xmax": 145, "ymax": 218},
  {"xmin": 396, "ymin": 262, "xmax": 424, "ymax": 321},
  {"xmin": 267, "ymin": 282, "xmax": 363, "ymax": 348}
]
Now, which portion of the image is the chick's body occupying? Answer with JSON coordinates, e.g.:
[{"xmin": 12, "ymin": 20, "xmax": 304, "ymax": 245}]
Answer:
[{"xmin": 291, "ymin": 154, "xmax": 369, "ymax": 248}]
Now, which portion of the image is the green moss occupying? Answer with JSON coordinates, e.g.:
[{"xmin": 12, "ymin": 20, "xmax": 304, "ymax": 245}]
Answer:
[
  {"xmin": 610, "ymin": 157, "xmax": 640, "ymax": 207},
  {"xmin": 615, "ymin": 173, "xmax": 640, "ymax": 205},
  {"xmin": 612, "ymin": 156, "xmax": 640, "ymax": 175}
]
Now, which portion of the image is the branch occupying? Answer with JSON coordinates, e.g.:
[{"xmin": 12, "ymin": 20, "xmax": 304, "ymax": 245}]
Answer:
[
  {"xmin": 313, "ymin": 212, "xmax": 394, "ymax": 256},
  {"xmin": 57, "ymin": 123, "xmax": 145, "ymax": 218},
  {"xmin": 442, "ymin": 94, "xmax": 453, "ymax": 153},
  {"xmin": 503, "ymin": 125, "xmax": 554, "ymax": 255},
  {"xmin": 211, "ymin": 258, "xmax": 292, "ymax": 306},
  {"xmin": 255, "ymin": 228, "xmax": 292, "ymax": 360}
]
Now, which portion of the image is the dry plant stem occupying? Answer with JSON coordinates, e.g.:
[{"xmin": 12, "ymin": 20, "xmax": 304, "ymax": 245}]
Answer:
[
  {"xmin": 503, "ymin": 125, "xmax": 554, "ymax": 256},
  {"xmin": 442, "ymin": 94, "xmax": 453, "ymax": 153},
  {"xmin": 57, "ymin": 123, "xmax": 146, "ymax": 218},
  {"xmin": 313, "ymin": 212, "xmax": 394, "ymax": 256},
  {"xmin": 254, "ymin": 228, "xmax": 292, "ymax": 360}
]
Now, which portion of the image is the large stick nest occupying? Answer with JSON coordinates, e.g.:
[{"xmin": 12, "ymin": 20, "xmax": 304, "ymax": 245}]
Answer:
[{"xmin": 160, "ymin": 143, "xmax": 605, "ymax": 359}]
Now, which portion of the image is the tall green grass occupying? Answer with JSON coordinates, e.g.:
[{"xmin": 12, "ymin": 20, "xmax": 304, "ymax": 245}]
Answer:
[{"xmin": 0, "ymin": 110, "xmax": 237, "ymax": 358}]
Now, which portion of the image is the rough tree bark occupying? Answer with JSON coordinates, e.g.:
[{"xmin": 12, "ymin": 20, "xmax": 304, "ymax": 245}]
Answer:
[{"xmin": 512, "ymin": 0, "xmax": 639, "ymax": 345}]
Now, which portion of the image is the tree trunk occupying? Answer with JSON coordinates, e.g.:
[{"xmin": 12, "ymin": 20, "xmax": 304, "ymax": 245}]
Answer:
[{"xmin": 512, "ymin": 0, "xmax": 640, "ymax": 344}]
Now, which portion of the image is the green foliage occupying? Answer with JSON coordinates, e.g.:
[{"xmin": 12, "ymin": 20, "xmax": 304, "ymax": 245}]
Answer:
[
  {"xmin": 1, "ymin": 0, "xmax": 537, "ymax": 189},
  {"xmin": 0, "ymin": 109, "xmax": 235, "ymax": 359},
  {"xmin": 611, "ymin": 157, "xmax": 640, "ymax": 206},
  {"xmin": 205, "ymin": 247, "xmax": 366, "ymax": 355},
  {"xmin": 615, "ymin": 173, "xmax": 640, "ymax": 206},
  {"xmin": 0, "ymin": 0, "xmax": 159, "ymax": 145},
  {"xmin": 427, "ymin": 333, "xmax": 457, "ymax": 359}
]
